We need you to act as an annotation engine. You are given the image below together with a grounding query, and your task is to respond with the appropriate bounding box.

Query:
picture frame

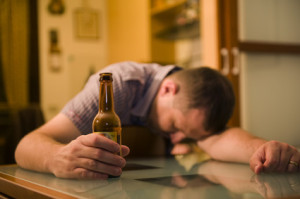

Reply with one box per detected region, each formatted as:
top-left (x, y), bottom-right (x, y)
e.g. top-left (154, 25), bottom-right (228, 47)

top-left (74, 8), bottom-right (99, 39)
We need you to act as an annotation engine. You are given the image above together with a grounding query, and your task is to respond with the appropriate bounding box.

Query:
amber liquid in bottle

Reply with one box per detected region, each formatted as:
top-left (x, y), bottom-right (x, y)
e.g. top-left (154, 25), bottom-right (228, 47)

top-left (92, 73), bottom-right (122, 156)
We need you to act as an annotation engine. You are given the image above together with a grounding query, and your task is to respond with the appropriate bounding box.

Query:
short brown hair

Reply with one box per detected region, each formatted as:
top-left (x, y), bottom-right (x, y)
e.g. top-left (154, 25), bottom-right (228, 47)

top-left (168, 67), bottom-right (235, 133)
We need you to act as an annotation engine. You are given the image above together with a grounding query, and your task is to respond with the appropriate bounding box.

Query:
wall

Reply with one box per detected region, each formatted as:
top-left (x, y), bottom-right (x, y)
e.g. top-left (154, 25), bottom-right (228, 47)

top-left (239, 0), bottom-right (300, 146)
top-left (240, 54), bottom-right (300, 146)
top-left (38, 0), bottom-right (108, 121)
top-left (107, 0), bottom-right (151, 64)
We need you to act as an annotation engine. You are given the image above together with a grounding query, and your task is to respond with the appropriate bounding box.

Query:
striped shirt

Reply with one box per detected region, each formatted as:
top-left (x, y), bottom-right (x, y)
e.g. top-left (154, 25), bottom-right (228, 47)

top-left (61, 61), bottom-right (180, 134)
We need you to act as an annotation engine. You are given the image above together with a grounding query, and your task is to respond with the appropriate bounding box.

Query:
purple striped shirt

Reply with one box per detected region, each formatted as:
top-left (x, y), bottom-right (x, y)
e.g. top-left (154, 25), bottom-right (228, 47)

top-left (61, 62), bottom-right (179, 134)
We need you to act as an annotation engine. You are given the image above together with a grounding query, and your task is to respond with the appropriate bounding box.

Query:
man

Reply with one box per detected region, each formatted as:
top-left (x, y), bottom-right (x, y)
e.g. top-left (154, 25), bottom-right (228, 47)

top-left (15, 62), bottom-right (300, 179)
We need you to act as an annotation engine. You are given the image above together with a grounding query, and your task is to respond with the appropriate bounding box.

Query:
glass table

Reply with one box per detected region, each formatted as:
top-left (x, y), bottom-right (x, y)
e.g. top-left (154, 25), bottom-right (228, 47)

top-left (1, 155), bottom-right (300, 199)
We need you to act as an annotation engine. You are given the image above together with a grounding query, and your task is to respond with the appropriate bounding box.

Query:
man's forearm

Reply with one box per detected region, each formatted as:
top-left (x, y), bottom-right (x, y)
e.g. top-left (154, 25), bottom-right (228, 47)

top-left (197, 128), bottom-right (267, 163)
top-left (15, 131), bottom-right (64, 173)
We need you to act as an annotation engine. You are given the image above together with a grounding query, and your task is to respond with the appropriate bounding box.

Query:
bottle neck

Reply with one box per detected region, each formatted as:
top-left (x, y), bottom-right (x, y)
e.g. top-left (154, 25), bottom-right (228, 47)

top-left (99, 81), bottom-right (114, 112)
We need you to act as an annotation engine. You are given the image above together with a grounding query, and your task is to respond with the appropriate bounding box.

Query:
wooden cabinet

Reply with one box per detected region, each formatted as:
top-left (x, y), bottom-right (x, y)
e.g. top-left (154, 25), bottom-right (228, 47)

top-left (150, 0), bottom-right (184, 64)
top-left (217, 0), bottom-right (241, 127)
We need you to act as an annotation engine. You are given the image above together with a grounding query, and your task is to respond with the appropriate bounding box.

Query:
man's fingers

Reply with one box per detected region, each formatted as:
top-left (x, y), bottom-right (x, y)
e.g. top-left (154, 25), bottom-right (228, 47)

top-left (78, 134), bottom-right (130, 157)
top-left (277, 152), bottom-right (293, 172)
top-left (49, 134), bottom-right (131, 179)
top-left (80, 134), bottom-right (120, 153)
top-left (287, 150), bottom-right (300, 172)
top-left (250, 156), bottom-right (264, 174)
top-left (272, 142), bottom-right (297, 172)
top-left (171, 143), bottom-right (193, 155)
top-left (76, 145), bottom-right (126, 167)
top-left (251, 141), bottom-right (300, 173)
top-left (121, 145), bottom-right (130, 157)
top-left (254, 164), bottom-right (264, 174)
top-left (250, 146), bottom-right (266, 174)
top-left (263, 145), bottom-right (281, 172)
top-left (263, 141), bottom-right (300, 173)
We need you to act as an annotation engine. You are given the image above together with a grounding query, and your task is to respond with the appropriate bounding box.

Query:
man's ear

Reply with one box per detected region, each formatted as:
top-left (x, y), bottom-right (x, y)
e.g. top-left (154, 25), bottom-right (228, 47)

top-left (158, 79), bottom-right (178, 96)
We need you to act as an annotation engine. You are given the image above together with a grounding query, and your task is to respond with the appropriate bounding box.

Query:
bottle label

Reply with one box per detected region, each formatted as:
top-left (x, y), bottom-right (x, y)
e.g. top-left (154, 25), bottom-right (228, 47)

top-left (94, 132), bottom-right (117, 142)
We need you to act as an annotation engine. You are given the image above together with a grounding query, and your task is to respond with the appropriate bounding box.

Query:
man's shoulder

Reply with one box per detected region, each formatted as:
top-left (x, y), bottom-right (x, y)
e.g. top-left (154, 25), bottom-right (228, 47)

top-left (100, 61), bottom-right (176, 81)
top-left (102, 61), bottom-right (163, 72)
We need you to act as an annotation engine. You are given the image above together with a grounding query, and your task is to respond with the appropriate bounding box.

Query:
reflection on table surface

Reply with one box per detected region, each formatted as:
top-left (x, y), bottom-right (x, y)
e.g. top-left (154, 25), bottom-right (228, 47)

top-left (1, 155), bottom-right (300, 199)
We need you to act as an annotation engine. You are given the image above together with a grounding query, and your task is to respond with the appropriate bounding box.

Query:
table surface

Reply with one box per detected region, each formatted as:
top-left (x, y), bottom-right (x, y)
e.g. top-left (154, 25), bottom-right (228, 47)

top-left (1, 155), bottom-right (300, 199)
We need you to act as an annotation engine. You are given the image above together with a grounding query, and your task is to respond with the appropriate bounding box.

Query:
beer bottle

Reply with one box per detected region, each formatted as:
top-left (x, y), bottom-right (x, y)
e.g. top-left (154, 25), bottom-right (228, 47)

top-left (93, 73), bottom-right (122, 155)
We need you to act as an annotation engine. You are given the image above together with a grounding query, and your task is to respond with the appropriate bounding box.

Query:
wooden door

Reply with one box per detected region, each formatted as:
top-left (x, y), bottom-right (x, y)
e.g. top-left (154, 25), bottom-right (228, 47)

top-left (218, 0), bottom-right (240, 127)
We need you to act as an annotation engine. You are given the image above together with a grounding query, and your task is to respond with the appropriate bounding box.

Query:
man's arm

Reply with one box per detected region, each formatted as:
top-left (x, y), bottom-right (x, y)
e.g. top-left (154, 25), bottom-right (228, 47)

top-left (15, 113), bottom-right (130, 179)
top-left (197, 128), bottom-right (300, 173)
top-left (197, 128), bottom-right (265, 163)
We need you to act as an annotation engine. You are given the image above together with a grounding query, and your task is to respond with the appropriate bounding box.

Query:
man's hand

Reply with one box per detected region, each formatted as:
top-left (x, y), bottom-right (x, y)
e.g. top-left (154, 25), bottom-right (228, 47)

top-left (250, 141), bottom-right (300, 174)
top-left (170, 132), bottom-right (192, 155)
top-left (47, 133), bottom-right (130, 179)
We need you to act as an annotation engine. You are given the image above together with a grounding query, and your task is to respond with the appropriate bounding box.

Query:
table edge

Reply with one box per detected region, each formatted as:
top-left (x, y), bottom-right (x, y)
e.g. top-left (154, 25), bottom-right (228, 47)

top-left (0, 172), bottom-right (76, 199)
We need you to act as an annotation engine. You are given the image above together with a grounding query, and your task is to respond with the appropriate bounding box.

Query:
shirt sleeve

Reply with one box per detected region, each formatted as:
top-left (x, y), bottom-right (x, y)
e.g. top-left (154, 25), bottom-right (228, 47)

top-left (61, 72), bottom-right (99, 134)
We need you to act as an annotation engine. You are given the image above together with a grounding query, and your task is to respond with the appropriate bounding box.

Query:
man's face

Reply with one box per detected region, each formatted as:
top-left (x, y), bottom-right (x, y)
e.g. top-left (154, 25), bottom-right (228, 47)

top-left (152, 107), bottom-right (211, 144)
top-left (149, 78), bottom-right (211, 144)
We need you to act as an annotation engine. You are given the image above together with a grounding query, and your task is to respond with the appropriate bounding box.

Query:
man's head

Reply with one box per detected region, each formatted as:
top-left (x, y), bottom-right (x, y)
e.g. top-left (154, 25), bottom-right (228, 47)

top-left (149, 67), bottom-right (235, 141)
top-left (168, 67), bottom-right (235, 133)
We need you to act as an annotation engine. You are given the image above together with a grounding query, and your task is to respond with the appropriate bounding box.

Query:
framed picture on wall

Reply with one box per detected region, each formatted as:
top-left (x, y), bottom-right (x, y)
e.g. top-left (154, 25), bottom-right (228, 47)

top-left (74, 8), bottom-right (99, 39)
